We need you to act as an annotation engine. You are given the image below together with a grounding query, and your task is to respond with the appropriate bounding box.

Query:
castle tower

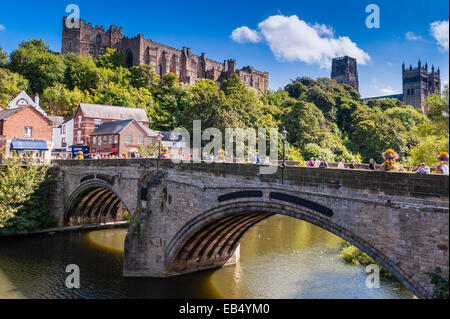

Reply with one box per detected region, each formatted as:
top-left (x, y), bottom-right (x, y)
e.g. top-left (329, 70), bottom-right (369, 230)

top-left (331, 56), bottom-right (359, 92)
top-left (402, 60), bottom-right (441, 112)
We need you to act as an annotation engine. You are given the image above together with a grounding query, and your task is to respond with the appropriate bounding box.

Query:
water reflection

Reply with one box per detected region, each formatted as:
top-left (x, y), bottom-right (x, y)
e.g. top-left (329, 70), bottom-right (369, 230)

top-left (0, 215), bottom-right (413, 299)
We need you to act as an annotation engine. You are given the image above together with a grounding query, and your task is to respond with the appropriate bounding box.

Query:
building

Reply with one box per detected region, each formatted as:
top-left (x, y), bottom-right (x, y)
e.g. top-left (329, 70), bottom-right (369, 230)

top-left (364, 61), bottom-right (441, 113)
top-left (7, 91), bottom-right (46, 116)
top-left (72, 103), bottom-right (150, 151)
top-left (61, 17), bottom-right (269, 92)
top-left (90, 119), bottom-right (158, 157)
top-left (331, 56), bottom-right (359, 92)
top-left (52, 117), bottom-right (74, 158)
top-left (0, 106), bottom-right (53, 164)
top-left (402, 61), bottom-right (441, 112)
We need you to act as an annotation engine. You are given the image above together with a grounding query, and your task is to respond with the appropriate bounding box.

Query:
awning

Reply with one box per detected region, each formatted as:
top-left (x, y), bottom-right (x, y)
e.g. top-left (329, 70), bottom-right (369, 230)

top-left (11, 140), bottom-right (49, 151)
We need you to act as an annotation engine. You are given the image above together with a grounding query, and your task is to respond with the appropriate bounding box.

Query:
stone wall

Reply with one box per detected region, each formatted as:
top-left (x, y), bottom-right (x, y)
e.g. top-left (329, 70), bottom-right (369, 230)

top-left (50, 159), bottom-right (449, 298)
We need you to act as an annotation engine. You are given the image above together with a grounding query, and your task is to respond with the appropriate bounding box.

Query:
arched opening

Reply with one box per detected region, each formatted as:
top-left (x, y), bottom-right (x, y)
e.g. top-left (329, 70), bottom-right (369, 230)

top-left (165, 200), bottom-right (420, 298)
top-left (170, 55), bottom-right (177, 74)
top-left (126, 50), bottom-right (134, 67)
top-left (96, 34), bottom-right (102, 45)
top-left (64, 183), bottom-right (130, 226)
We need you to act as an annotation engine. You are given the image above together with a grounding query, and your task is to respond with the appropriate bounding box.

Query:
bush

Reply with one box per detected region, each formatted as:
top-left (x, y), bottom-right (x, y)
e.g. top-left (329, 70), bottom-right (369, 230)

top-left (0, 159), bottom-right (57, 235)
top-left (341, 244), bottom-right (391, 275)
top-left (428, 267), bottom-right (449, 299)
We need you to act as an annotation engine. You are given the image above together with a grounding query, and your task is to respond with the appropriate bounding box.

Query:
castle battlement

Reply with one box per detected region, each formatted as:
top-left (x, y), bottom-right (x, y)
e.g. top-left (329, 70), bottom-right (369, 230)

top-left (61, 17), bottom-right (269, 92)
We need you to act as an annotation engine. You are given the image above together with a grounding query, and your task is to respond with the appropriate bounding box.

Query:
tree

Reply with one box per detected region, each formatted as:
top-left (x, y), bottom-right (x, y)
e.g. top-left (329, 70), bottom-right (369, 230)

top-left (129, 65), bottom-right (160, 90)
top-left (408, 135), bottom-right (449, 167)
top-left (425, 85), bottom-right (449, 134)
top-left (0, 46), bottom-right (8, 67)
top-left (41, 83), bottom-right (87, 118)
top-left (9, 39), bottom-right (65, 94)
top-left (0, 68), bottom-right (29, 109)
top-left (96, 48), bottom-right (125, 69)
top-left (63, 53), bottom-right (100, 91)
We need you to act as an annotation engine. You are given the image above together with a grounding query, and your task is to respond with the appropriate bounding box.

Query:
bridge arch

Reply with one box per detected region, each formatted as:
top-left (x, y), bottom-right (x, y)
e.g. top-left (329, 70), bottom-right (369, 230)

top-left (64, 181), bottom-right (131, 226)
top-left (165, 199), bottom-right (421, 298)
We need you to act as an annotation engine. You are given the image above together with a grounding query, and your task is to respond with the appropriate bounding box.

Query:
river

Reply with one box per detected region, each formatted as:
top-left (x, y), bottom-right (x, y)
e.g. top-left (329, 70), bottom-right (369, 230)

top-left (0, 215), bottom-right (413, 299)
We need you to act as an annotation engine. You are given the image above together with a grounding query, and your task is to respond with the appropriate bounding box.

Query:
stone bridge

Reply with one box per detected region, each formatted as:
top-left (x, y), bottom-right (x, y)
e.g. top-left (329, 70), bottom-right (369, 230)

top-left (49, 159), bottom-right (449, 299)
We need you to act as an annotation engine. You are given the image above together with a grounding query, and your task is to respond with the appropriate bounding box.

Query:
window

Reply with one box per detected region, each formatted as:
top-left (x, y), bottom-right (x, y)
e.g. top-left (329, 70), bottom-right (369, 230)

top-left (78, 116), bottom-right (82, 129)
top-left (93, 137), bottom-right (97, 145)
top-left (77, 131), bottom-right (82, 144)
top-left (109, 136), bottom-right (113, 144)
top-left (98, 137), bottom-right (102, 146)
top-left (62, 124), bottom-right (66, 134)
top-left (24, 127), bottom-right (32, 138)
top-left (96, 34), bottom-right (102, 45)
top-left (103, 136), bottom-right (107, 144)
top-left (69, 41), bottom-right (72, 50)
top-left (114, 135), bottom-right (118, 144)
top-left (62, 137), bottom-right (67, 147)
top-left (94, 119), bottom-right (101, 128)
top-left (99, 48), bottom-right (105, 55)
top-left (125, 136), bottom-right (132, 145)
top-left (138, 136), bottom-right (144, 145)
top-left (411, 89), bottom-right (415, 95)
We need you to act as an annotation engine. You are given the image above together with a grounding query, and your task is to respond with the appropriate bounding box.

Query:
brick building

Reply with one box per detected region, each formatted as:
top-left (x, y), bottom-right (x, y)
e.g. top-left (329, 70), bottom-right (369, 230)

top-left (90, 119), bottom-right (158, 157)
top-left (72, 103), bottom-right (150, 151)
top-left (62, 17), bottom-right (269, 92)
top-left (0, 106), bottom-right (53, 163)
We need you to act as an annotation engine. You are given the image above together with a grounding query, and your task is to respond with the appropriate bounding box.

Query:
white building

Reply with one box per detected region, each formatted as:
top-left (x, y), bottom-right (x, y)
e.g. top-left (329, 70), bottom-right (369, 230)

top-left (52, 117), bottom-right (74, 159)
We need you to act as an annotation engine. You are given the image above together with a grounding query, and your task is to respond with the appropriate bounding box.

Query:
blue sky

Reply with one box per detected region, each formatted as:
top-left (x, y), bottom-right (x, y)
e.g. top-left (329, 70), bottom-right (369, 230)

top-left (0, 0), bottom-right (448, 97)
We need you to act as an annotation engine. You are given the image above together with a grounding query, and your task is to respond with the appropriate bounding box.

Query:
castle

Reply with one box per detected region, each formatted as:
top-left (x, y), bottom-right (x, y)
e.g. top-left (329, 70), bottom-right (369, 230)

top-left (61, 17), bottom-right (269, 92)
top-left (333, 56), bottom-right (441, 112)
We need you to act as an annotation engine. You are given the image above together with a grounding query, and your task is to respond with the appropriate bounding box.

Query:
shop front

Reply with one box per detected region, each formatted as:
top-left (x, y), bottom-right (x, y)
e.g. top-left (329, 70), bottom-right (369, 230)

top-left (10, 140), bottom-right (50, 164)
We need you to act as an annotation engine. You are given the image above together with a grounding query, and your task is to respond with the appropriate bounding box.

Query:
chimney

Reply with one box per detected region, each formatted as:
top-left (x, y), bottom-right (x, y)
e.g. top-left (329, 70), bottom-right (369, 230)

top-left (35, 93), bottom-right (39, 108)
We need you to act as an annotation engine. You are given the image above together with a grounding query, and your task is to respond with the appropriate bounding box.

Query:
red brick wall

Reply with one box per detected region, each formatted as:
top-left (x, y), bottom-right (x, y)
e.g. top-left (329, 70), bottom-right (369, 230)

top-left (73, 107), bottom-right (150, 147)
top-left (3, 107), bottom-right (52, 142)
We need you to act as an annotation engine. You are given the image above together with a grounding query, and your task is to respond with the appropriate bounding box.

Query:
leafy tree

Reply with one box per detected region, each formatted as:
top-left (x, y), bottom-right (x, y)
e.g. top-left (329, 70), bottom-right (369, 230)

top-left (0, 46), bottom-right (8, 67)
top-left (0, 159), bottom-right (57, 235)
top-left (0, 68), bottom-right (29, 109)
top-left (63, 53), bottom-right (100, 91)
top-left (9, 39), bottom-right (65, 94)
top-left (129, 65), bottom-right (160, 90)
top-left (425, 85), bottom-right (449, 134)
top-left (96, 48), bottom-right (125, 69)
top-left (41, 83), bottom-right (87, 118)
top-left (408, 135), bottom-right (449, 167)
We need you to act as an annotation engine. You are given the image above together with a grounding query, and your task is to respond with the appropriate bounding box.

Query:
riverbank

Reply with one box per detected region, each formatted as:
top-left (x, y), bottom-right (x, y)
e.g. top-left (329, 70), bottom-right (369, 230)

top-left (0, 221), bottom-right (129, 239)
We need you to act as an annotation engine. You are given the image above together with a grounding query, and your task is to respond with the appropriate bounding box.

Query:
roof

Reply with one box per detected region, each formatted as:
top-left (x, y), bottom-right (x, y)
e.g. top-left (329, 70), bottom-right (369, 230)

top-left (11, 140), bottom-right (49, 151)
top-left (0, 108), bottom-right (22, 120)
top-left (91, 120), bottom-right (134, 135)
top-left (91, 120), bottom-right (157, 137)
top-left (78, 103), bottom-right (149, 123)
top-left (160, 131), bottom-right (183, 142)
top-left (48, 116), bottom-right (65, 128)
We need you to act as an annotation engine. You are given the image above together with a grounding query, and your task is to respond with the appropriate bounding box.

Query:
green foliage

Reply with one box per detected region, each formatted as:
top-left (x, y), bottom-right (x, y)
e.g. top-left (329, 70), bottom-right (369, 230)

top-left (0, 46), bottom-right (8, 67)
top-left (41, 83), bottom-right (87, 118)
top-left (9, 39), bottom-right (65, 94)
top-left (63, 53), bottom-right (100, 91)
top-left (407, 135), bottom-right (449, 167)
top-left (96, 48), bottom-right (125, 69)
top-left (427, 267), bottom-right (449, 299)
top-left (129, 65), bottom-right (160, 90)
top-left (341, 244), bottom-right (391, 275)
top-left (0, 68), bottom-right (29, 109)
top-left (138, 142), bottom-right (160, 158)
top-left (0, 159), bottom-right (57, 235)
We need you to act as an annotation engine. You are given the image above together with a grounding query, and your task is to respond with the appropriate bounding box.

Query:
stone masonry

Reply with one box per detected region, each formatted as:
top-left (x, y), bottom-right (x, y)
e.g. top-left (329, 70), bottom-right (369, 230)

top-left (61, 17), bottom-right (269, 92)
top-left (49, 159), bottom-right (449, 299)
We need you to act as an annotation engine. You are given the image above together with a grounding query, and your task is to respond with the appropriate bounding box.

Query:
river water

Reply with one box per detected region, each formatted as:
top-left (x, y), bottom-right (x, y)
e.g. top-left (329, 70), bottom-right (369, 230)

top-left (0, 215), bottom-right (413, 299)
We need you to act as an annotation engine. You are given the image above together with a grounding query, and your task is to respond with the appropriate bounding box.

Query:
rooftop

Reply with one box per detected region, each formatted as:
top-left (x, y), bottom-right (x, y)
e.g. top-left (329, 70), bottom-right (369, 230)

top-left (79, 103), bottom-right (149, 123)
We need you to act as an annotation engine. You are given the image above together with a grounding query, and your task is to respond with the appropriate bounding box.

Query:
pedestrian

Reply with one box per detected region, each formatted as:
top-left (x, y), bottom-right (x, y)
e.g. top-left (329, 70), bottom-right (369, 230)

top-left (319, 158), bottom-right (328, 168)
top-left (349, 160), bottom-right (356, 169)
top-left (315, 156), bottom-right (322, 168)
top-left (338, 159), bottom-right (346, 169)
top-left (416, 163), bottom-right (431, 174)
top-left (369, 159), bottom-right (376, 170)
top-left (307, 158), bottom-right (314, 167)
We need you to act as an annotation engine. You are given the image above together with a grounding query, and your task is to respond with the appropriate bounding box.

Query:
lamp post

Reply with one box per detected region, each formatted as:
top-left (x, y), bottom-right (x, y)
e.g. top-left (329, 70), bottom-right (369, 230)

top-left (281, 127), bottom-right (288, 185)
top-left (157, 133), bottom-right (163, 170)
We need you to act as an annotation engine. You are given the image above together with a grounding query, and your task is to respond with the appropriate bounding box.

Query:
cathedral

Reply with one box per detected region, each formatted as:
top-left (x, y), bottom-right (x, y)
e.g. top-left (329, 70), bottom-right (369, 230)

top-left (61, 17), bottom-right (269, 92)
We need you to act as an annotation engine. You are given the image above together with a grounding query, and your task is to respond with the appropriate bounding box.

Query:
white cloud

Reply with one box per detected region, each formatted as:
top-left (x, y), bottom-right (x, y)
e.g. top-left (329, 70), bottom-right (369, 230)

top-left (380, 87), bottom-right (396, 95)
top-left (231, 15), bottom-right (370, 68)
top-left (387, 62), bottom-right (394, 67)
top-left (430, 20), bottom-right (449, 52)
top-left (0, 24), bottom-right (5, 32)
top-left (405, 31), bottom-right (422, 41)
top-left (230, 26), bottom-right (262, 44)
